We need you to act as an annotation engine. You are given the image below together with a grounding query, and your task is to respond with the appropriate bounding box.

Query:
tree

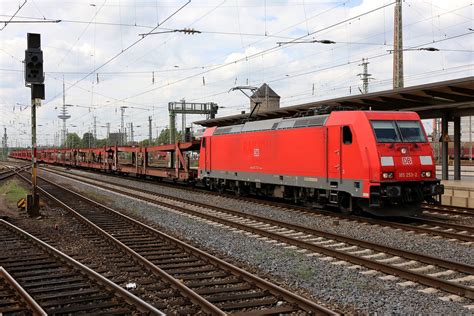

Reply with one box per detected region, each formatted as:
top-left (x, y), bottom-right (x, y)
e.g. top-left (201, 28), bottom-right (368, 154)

top-left (81, 132), bottom-right (94, 148)
top-left (66, 133), bottom-right (81, 148)
top-left (157, 128), bottom-right (182, 145)
top-left (95, 138), bottom-right (107, 147)
top-left (139, 139), bottom-right (150, 147)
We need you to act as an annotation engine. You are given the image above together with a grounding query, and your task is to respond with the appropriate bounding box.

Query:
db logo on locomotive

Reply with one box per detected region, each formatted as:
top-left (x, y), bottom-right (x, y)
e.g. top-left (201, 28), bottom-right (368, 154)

top-left (402, 157), bottom-right (413, 165)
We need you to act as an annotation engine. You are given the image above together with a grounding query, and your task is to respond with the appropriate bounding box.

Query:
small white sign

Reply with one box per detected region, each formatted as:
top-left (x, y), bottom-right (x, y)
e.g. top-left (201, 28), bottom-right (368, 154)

top-left (253, 148), bottom-right (260, 157)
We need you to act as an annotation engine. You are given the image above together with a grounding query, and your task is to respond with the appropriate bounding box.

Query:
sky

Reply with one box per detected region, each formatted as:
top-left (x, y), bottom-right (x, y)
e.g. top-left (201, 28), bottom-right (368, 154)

top-left (0, 0), bottom-right (473, 147)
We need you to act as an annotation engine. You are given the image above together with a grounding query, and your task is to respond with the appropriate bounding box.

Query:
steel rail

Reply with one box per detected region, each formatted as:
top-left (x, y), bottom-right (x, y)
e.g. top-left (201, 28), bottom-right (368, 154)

top-left (41, 168), bottom-right (474, 300)
top-left (0, 267), bottom-right (47, 316)
top-left (0, 219), bottom-right (164, 315)
top-left (422, 204), bottom-right (474, 217)
top-left (25, 172), bottom-right (339, 315)
top-left (229, 191), bottom-right (474, 242)
top-left (14, 172), bottom-right (225, 315)
top-left (408, 216), bottom-right (474, 234)
top-left (42, 165), bottom-right (474, 242)
top-left (49, 169), bottom-right (474, 272)
top-left (45, 167), bottom-right (474, 244)
top-left (0, 164), bottom-right (30, 180)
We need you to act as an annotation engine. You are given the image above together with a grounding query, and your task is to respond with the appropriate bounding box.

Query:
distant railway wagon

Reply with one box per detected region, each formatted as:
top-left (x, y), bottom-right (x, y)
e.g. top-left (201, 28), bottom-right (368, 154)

top-left (11, 142), bottom-right (200, 181)
top-left (10, 110), bottom-right (443, 217)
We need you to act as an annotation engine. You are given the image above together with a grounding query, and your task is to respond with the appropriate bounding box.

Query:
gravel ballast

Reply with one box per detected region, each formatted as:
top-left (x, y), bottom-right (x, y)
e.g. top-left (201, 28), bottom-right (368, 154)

top-left (39, 167), bottom-right (474, 314)
top-left (47, 166), bottom-right (474, 266)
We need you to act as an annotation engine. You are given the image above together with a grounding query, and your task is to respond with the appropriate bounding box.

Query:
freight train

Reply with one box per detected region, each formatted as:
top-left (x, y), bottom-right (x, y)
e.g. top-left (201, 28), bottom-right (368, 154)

top-left (10, 110), bottom-right (444, 217)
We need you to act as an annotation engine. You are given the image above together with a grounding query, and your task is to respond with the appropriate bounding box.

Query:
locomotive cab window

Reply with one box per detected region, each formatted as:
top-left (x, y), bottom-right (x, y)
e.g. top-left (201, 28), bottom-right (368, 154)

top-left (371, 120), bottom-right (427, 143)
top-left (342, 126), bottom-right (352, 144)
top-left (371, 120), bottom-right (401, 143)
top-left (397, 120), bottom-right (427, 142)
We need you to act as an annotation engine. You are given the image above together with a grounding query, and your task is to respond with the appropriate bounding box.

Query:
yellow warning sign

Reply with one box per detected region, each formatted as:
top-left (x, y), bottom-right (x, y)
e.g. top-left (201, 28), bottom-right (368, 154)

top-left (17, 198), bottom-right (26, 209)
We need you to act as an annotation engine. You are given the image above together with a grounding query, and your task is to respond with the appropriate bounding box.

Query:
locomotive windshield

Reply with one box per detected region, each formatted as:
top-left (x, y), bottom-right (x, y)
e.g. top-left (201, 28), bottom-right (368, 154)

top-left (371, 120), bottom-right (426, 143)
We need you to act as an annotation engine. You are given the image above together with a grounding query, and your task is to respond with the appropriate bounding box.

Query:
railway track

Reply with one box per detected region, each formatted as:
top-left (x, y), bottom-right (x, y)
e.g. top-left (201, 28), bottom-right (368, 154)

top-left (0, 164), bottom-right (29, 180)
top-left (16, 171), bottom-right (337, 315)
top-left (44, 166), bottom-right (474, 243)
top-left (422, 203), bottom-right (474, 218)
top-left (0, 267), bottom-right (46, 315)
top-left (0, 219), bottom-right (163, 315)
top-left (39, 168), bottom-right (474, 302)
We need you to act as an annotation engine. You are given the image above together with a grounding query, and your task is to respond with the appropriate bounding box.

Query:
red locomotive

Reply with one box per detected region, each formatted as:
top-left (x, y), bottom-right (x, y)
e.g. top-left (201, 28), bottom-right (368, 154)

top-left (199, 111), bottom-right (443, 216)
top-left (9, 110), bottom-right (443, 217)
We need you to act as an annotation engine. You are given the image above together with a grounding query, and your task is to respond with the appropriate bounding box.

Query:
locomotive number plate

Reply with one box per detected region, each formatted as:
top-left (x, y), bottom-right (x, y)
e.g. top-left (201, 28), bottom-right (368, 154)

top-left (401, 157), bottom-right (413, 165)
top-left (398, 172), bottom-right (418, 178)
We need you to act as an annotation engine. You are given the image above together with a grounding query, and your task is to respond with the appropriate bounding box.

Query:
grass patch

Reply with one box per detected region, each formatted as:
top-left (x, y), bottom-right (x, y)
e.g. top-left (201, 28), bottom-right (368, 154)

top-left (84, 190), bottom-right (111, 203)
top-left (282, 248), bottom-right (298, 258)
top-left (0, 180), bottom-right (28, 205)
top-left (293, 264), bottom-right (315, 280)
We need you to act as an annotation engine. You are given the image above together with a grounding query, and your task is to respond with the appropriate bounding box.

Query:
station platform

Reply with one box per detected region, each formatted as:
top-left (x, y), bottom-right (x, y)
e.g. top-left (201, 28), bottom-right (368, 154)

top-left (437, 174), bottom-right (474, 208)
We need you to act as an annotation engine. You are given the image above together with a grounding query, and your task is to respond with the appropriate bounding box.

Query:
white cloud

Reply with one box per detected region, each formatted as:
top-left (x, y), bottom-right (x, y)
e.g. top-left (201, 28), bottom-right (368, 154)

top-left (0, 0), bottom-right (472, 146)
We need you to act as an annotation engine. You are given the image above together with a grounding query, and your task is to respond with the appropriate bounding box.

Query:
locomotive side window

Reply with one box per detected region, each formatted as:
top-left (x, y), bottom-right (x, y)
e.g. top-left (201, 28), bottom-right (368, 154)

top-left (397, 120), bottom-right (427, 142)
top-left (342, 126), bottom-right (352, 144)
top-left (371, 121), bottom-right (401, 143)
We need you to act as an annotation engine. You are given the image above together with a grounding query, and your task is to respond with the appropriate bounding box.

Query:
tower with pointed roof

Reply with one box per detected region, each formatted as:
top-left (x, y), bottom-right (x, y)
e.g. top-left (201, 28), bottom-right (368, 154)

top-left (250, 83), bottom-right (280, 113)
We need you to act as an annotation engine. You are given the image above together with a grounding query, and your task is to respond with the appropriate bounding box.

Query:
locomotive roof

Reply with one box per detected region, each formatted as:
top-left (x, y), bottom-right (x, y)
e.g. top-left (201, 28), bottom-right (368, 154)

top-left (213, 114), bottom-right (329, 135)
top-left (195, 76), bottom-right (474, 127)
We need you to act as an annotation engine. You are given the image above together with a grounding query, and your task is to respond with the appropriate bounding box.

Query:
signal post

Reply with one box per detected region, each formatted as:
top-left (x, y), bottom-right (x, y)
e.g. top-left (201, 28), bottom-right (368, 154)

top-left (25, 33), bottom-right (45, 216)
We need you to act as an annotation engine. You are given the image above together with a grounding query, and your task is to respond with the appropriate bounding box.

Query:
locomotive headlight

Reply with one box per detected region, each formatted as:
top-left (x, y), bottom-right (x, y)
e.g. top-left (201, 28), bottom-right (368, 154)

top-left (382, 172), bottom-right (394, 179)
top-left (421, 171), bottom-right (432, 178)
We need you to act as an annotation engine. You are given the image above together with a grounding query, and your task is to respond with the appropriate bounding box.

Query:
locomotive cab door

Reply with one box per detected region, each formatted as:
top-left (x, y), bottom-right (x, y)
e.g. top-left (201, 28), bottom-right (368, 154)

top-left (202, 137), bottom-right (210, 173)
top-left (327, 126), bottom-right (342, 184)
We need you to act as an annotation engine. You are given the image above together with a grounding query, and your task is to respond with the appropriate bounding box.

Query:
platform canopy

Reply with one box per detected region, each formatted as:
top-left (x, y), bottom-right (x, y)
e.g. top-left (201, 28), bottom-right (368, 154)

top-left (195, 76), bottom-right (474, 127)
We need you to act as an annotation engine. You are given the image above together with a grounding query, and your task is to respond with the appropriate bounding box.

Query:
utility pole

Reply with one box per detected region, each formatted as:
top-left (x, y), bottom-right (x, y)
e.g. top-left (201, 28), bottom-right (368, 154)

top-left (130, 122), bottom-right (134, 143)
top-left (93, 116), bottom-right (97, 147)
top-left (393, 0), bottom-right (404, 88)
top-left (358, 58), bottom-right (372, 94)
top-left (1, 127), bottom-right (7, 160)
top-left (120, 106), bottom-right (127, 145)
top-left (148, 116), bottom-right (152, 144)
top-left (470, 116), bottom-right (473, 161)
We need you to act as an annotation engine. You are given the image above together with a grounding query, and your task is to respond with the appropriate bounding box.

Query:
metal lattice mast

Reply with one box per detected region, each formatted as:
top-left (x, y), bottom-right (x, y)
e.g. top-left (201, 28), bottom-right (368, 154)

top-left (393, 0), bottom-right (404, 88)
top-left (93, 116), bottom-right (97, 147)
top-left (148, 116), bottom-right (152, 144)
top-left (120, 106), bottom-right (126, 145)
top-left (358, 58), bottom-right (372, 94)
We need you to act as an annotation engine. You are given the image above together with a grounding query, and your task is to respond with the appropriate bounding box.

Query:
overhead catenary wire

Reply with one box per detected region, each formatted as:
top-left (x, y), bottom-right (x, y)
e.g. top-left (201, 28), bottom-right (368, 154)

top-left (1, 1), bottom-right (472, 146)
top-left (109, 1), bottom-right (398, 106)
top-left (0, 0), bottom-right (27, 31)
top-left (44, 0), bottom-right (191, 107)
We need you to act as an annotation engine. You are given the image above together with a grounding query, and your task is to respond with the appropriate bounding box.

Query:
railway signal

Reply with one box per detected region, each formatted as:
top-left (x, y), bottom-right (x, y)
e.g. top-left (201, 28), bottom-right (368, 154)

top-left (24, 33), bottom-right (45, 216)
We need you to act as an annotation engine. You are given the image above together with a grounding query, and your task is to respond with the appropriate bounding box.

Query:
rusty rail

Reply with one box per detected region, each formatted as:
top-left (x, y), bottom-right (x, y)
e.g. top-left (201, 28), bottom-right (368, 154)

top-left (41, 168), bottom-right (474, 300)
top-left (18, 171), bottom-right (338, 315)
top-left (0, 267), bottom-right (47, 316)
